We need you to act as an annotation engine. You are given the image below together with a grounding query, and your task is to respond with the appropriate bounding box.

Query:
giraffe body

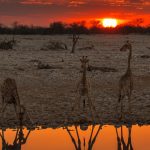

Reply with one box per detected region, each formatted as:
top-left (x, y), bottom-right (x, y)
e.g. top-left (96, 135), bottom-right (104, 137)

top-left (1, 78), bottom-right (33, 124)
top-left (118, 41), bottom-right (133, 118)
top-left (71, 56), bottom-right (97, 121)
top-left (1, 78), bottom-right (20, 105)
top-left (78, 77), bottom-right (89, 96)
top-left (118, 69), bottom-right (133, 102)
top-left (74, 56), bottom-right (91, 107)
top-left (1, 78), bottom-right (21, 115)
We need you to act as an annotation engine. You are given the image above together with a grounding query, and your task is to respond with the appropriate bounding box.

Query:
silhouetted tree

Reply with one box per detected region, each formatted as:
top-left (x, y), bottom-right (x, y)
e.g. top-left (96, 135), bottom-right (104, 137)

top-left (0, 21), bottom-right (149, 35)
top-left (128, 18), bottom-right (144, 27)
top-left (69, 23), bottom-right (81, 53)
top-left (49, 22), bottom-right (66, 34)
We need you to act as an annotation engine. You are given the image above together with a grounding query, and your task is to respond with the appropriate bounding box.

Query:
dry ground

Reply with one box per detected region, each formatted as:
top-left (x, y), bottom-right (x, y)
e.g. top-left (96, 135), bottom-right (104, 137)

top-left (0, 34), bottom-right (149, 128)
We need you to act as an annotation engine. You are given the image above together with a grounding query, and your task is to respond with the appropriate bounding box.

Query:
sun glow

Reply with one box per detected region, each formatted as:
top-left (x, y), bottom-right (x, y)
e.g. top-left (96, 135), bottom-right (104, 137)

top-left (102, 18), bottom-right (118, 28)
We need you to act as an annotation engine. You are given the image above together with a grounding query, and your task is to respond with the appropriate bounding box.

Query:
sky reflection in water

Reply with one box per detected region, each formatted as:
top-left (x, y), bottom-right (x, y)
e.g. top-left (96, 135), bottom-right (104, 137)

top-left (0, 125), bottom-right (149, 150)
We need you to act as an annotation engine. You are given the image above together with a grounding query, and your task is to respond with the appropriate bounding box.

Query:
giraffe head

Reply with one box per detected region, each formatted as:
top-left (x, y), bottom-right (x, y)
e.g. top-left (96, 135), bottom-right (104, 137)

top-left (120, 40), bottom-right (132, 52)
top-left (80, 124), bottom-right (88, 131)
top-left (80, 56), bottom-right (89, 70)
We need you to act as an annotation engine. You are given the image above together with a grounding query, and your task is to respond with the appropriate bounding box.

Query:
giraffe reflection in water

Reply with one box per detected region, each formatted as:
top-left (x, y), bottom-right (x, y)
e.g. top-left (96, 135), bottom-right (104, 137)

top-left (0, 128), bottom-right (31, 150)
top-left (0, 108), bottom-right (32, 150)
top-left (115, 125), bottom-right (134, 150)
top-left (66, 124), bottom-right (102, 150)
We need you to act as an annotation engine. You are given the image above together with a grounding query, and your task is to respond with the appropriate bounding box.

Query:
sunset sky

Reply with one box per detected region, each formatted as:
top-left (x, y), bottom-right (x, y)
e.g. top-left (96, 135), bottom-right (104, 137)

top-left (0, 0), bottom-right (150, 26)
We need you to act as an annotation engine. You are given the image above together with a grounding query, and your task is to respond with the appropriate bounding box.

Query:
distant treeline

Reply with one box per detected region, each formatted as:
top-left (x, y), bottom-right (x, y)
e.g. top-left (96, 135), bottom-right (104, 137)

top-left (0, 22), bottom-right (150, 35)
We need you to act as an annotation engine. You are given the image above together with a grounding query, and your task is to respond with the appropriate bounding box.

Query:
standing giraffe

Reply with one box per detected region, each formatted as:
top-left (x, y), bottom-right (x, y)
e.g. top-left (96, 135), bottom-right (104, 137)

top-left (118, 41), bottom-right (133, 118)
top-left (0, 78), bottom-right (33, 124)
top-left (71, 56), bottom-right (97, 121)
top-left (66, 125), bottom-right (102, 150)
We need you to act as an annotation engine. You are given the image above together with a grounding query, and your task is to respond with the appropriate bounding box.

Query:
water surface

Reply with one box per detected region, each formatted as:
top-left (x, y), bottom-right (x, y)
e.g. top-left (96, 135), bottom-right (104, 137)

top-left (0, 125), bottom-right (149, 150)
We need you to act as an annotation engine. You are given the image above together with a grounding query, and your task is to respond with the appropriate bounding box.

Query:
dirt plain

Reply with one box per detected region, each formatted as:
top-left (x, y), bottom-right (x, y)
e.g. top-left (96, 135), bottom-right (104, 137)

top-left (0, 34), bottom-right (149, 129)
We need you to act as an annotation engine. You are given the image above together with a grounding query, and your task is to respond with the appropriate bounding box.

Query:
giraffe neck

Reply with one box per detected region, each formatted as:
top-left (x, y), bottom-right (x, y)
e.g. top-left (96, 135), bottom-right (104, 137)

top-left (126, 47), bottom-right (132, 74)
top-left (82, 66), bottom-right (87, 85)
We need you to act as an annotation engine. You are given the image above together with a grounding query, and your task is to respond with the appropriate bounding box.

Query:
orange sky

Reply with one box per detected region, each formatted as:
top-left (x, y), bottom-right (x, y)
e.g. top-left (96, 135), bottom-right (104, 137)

top-left (0, 0), bottom-right (150, 26)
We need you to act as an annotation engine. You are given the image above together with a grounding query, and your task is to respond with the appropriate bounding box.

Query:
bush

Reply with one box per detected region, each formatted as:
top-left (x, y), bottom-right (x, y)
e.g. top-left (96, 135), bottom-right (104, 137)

top-left (0, 40), bottom-right (16, 50)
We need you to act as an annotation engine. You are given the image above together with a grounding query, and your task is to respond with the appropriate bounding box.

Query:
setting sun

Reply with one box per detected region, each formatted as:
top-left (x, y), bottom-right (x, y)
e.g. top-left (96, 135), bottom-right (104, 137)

top-left (102, 18), bottom-right (118, 28)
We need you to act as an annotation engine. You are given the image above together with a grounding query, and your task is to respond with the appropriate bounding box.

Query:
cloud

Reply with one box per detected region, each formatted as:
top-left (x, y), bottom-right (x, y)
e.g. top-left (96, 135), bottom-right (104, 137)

top-left (0, 0), bottom-right (149, 6)
top-left (0, 0), bottom-right (149, 26)
top-left (68, 1), bottom-right (86, 7)
top-left (20, 0), bottom-right (53, 5)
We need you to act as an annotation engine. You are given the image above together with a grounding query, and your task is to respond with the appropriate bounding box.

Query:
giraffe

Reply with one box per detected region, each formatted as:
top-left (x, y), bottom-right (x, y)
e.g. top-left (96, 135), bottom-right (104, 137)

top-left (71, 56), bottom-right (97, 121)
top-left (0, 78), bottom-right (33, 124)
top-left (66, 125), bottom-right (102, 150)
top-left (0, 119), bottom-right (31, 150)
top-left (115, 125), bottom-right (134, 150)
top-left (118, 41), bottom-right (133, 118)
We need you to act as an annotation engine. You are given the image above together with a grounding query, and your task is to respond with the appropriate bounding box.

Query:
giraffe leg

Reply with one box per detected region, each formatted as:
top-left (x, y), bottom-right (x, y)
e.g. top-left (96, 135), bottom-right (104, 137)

top-left (118, 90), bottom-right (122, 103)
top-left (117, 89), bottom-right (124, 120)
top-left (128, 93), bottom-right (131, 114)
top-left (25, 109), bottom-right (34, 125)
top-left (87, 93), bottom-right (96, 111)
top-left (118, 100), bottom-right (123, 121)
top-left (83, 98), bottom-right (86, 109)
top-left (121, 101), bottom-right (123, 119)
top-left (13, 129), bottom-right (19, 144)
top-left (126, 85), bottom-right (132, 114)
top-left (118, 87), bottom-right (124, 107)
top-left (1, 103), bottom-right (7, 113)
top-left (68, 94), bottom-right (82, 122)
top-left (72, 95), bottom-right (81, 111)
top-left (71, 81), bottom-right (81, 111)
top-left (87, 95), bottom-right (96, 122)
top-left (1, 103), bottom-right (8, 119)
top-left (0, 130), bottom-right (5, 143)
top-left (1, 95), bottom-right (4, 105)
top-left (87, 93), bottom-right (100, 119)
top-left (14, 104), bottom-right (20, 121)
top-left (118, 84), bottom-right (123, 102)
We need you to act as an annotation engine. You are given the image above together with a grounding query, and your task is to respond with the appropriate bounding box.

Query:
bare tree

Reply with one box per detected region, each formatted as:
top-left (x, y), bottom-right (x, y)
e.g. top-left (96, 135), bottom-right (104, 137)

top-left (71, 33), bottom-right (80, 53)
top-left (69, 23), bottom-right (81, 53)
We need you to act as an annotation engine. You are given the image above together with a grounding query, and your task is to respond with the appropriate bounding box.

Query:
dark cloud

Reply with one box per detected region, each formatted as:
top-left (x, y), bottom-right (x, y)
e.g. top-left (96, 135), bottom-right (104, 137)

top-left (0, 0), bottom-right (149, 26)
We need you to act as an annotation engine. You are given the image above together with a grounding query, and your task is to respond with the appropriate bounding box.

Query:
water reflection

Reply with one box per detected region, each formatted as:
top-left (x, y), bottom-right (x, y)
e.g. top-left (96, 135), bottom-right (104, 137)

top-left (0, 114), bottom-right (32, 150)
top-left (0, 125), bottom-right (149, 150)
top-left (66, 125), bottom-right (102, 150)
top-left (0, 126), bottom-right (31, 150)
top-left (115, 126), bottom-right (133, 150)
